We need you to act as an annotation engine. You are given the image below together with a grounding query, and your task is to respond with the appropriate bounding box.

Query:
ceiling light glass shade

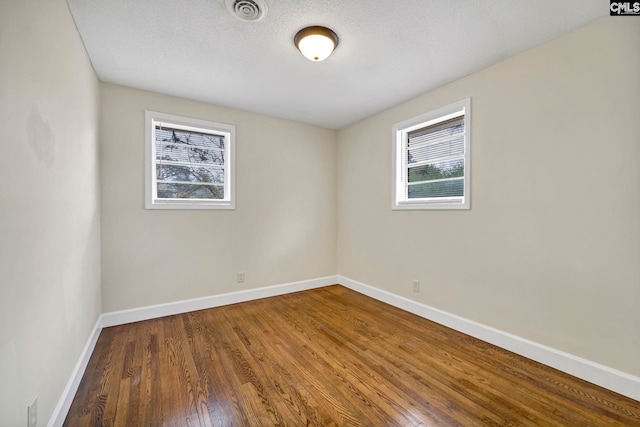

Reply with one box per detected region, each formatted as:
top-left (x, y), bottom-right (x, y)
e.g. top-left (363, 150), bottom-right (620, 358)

top-left (294, 26), bottom-right (339, 62)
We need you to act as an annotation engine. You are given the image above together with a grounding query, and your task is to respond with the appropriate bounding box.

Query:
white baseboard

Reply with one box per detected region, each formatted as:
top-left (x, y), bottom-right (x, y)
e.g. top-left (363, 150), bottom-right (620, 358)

top-left (49, 275), bottom-right (338, 426)
top-left (337, 275), bottom-right (640, 402)
top-left (101, 275), bottom-right (338, 327)
top-left (48, 316), bottom-right (104, 427)
top-left (50, 274), bottom-right (639, 427)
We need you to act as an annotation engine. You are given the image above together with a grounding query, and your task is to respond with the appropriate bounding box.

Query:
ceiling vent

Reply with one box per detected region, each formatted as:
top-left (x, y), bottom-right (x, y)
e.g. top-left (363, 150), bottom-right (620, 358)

top-left (225, 0), bottom-right (268, 22)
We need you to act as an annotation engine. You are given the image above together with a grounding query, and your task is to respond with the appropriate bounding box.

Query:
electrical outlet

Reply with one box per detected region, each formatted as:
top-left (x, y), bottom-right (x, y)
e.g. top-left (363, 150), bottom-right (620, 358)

top-left (412, 279), bottom-right (420, 293)
top-left (237, 272), bottom-right (245, 283)
top-left (27, 396), bottom-right (37, 427)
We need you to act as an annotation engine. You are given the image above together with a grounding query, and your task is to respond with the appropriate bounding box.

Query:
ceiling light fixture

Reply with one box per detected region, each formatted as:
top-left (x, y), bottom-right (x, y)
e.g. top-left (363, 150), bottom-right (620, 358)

top-left (294, 26), bottom-right (339, 62)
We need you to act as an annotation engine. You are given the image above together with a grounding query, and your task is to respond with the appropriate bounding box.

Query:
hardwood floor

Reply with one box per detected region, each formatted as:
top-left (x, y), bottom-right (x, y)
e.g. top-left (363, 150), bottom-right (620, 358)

top-left (64, 285), bottom-right (640, 426)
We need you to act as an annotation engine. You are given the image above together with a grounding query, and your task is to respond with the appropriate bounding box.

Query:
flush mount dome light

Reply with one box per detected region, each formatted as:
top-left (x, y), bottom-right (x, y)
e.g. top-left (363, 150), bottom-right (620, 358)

top-left (294, 26), bottom-right (339, 62)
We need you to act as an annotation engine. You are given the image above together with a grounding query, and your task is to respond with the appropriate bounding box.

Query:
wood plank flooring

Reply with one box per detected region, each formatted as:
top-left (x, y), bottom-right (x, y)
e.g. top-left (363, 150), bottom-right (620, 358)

top-left (64, 285), bottom-right (640, 426)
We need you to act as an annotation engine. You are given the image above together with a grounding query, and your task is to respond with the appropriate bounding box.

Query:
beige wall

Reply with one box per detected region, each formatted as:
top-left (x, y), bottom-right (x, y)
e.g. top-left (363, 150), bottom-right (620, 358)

top-left (100, 84), bottom-right (337, 312)
top-left (0, 0), bottom-right (102, 425)
top-left (1, 7), bottom-right (637, 425)
top-left (337, 17), bottom-right (640, 377)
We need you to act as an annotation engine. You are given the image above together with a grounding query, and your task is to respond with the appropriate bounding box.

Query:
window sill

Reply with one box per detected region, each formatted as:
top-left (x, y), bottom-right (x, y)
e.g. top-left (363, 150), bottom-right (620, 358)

top-left (392, 199), bottom-right (469, 210)
top-left (145, 200), bottom-right (235, 210)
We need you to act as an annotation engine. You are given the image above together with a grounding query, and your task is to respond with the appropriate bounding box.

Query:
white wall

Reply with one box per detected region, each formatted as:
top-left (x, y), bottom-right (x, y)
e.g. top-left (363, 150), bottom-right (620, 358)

top-left (0, 0), bottom-right (102, 425)
top-left (337, 17), bottom-right (640, 377)
top-left (100, 84), bottom-right (337, 312)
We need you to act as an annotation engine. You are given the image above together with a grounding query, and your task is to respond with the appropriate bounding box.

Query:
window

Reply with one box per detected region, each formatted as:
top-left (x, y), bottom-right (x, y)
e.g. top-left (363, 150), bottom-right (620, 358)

top-left (145, 111), bottom-right (235, 209)
top-left (392, 98), bottom-right (470, 210)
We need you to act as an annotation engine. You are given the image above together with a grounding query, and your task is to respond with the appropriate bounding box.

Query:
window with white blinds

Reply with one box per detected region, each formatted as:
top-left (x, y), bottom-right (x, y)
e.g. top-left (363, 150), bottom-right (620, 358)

top-left (145, 111), bottom-right (235, 209)
top-left (392, 98), bottom-right (470, 210)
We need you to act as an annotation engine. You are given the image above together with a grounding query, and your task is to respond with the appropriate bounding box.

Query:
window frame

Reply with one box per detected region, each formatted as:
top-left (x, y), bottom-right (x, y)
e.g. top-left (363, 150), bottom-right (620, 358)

top-left (145, 110), bottom-right (236, 210)
top-left (391, 98), bottom-right (471, 210)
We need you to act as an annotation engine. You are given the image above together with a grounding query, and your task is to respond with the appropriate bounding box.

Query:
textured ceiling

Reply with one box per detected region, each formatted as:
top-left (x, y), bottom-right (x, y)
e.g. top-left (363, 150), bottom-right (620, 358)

top-left (67, 0), bottom-right (605, 129)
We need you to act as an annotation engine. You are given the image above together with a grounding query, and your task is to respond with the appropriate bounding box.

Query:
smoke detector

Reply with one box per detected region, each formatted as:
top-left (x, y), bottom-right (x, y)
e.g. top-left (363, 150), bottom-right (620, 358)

top-left (225, 0), bottom-right (268, 22)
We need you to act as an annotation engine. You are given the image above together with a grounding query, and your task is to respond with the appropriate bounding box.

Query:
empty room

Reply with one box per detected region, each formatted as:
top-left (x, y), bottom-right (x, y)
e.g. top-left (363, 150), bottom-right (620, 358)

top-left (1, 0), bottom-right (639, 425)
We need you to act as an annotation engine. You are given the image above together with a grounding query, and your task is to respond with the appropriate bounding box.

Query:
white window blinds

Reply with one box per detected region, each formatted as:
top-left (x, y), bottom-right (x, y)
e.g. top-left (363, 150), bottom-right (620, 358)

top-left (145, 111), bottom-right (235, 210)
top-left (392, 98), bottom-right (470, 210)
top-left (405, 115), bottom-right (465, 200)
top-left (154, 123), bottom-right (226, 200)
